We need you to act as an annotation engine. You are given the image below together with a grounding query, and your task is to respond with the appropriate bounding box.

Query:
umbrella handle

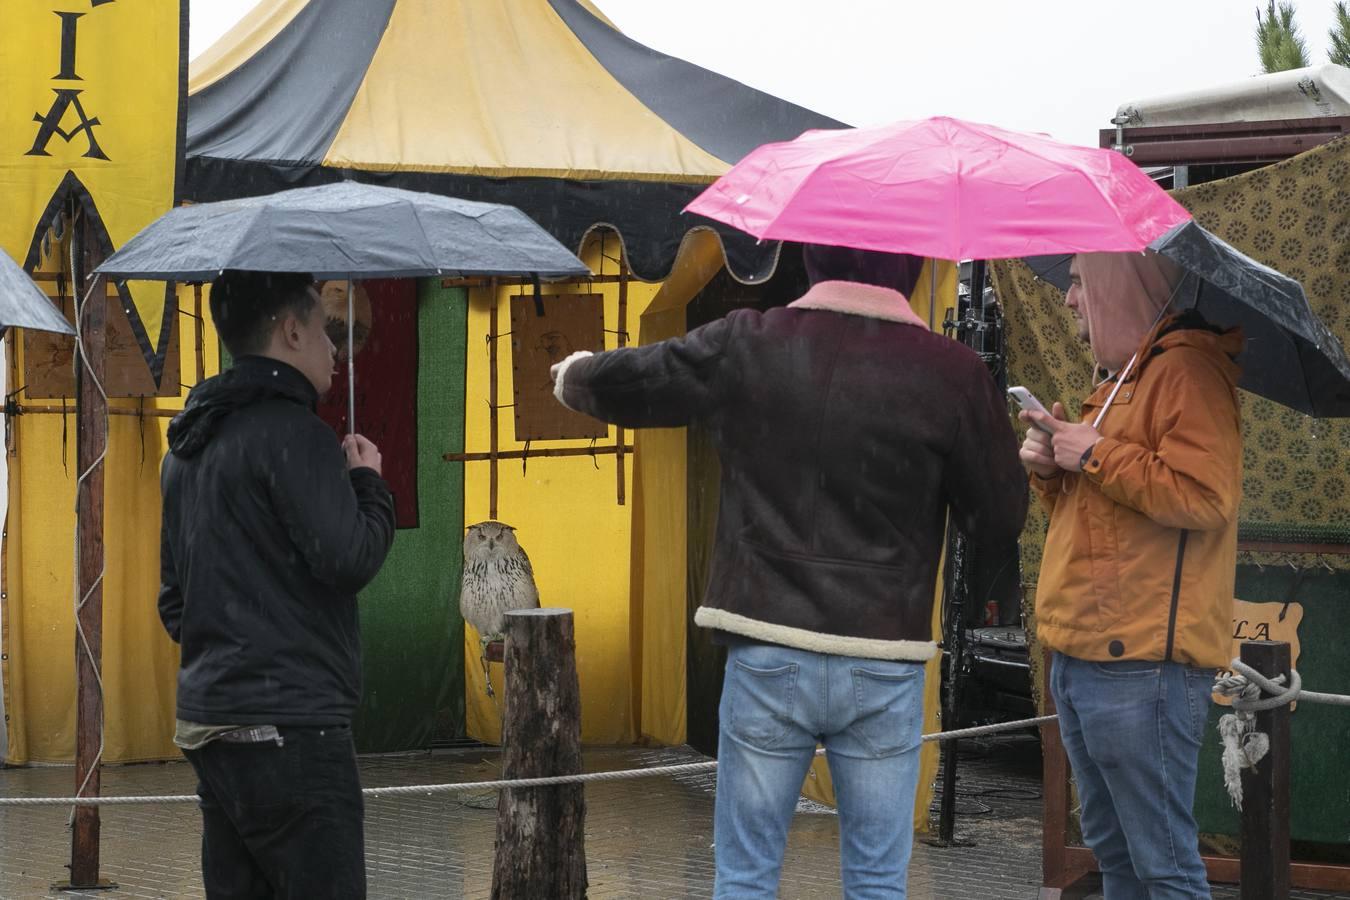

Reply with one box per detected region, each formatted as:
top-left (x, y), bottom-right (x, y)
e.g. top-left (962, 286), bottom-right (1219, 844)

top-left (347, 280), bottom-right (356, 436)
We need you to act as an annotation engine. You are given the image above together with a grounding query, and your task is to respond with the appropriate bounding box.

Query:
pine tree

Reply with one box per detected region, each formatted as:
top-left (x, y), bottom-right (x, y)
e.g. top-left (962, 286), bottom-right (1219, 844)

top-left (1255, 1), bottom-right (1311, 73)
top-left (1330, 1), bottom-right (1350, 68)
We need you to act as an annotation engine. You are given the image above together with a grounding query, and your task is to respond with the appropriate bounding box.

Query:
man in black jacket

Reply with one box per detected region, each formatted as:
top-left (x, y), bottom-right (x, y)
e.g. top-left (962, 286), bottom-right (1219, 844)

top-left (159, 270), bottom-right (396, 899)
top-left (552, 246), bottom-right (1027, 899)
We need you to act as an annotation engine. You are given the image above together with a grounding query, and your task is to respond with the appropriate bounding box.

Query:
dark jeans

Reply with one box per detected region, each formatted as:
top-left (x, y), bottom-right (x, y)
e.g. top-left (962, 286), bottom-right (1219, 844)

top-left (183, 725), bottom-right (366, 899)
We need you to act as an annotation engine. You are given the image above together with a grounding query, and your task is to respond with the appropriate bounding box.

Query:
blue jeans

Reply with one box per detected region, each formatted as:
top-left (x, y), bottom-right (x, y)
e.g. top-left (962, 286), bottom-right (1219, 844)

top-left (1051, 653), bottom-right (1216, 900)
top-left (713, 643), bottom-right (925, 899)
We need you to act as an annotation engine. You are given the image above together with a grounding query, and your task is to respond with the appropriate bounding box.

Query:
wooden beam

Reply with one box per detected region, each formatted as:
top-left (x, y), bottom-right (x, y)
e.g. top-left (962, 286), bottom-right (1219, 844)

top-left (444, 445), bottom-right (632, 463)
top-left (441, 274), bottom-right (632, 289)
top-left (17, 404), bottom-right (177, 419)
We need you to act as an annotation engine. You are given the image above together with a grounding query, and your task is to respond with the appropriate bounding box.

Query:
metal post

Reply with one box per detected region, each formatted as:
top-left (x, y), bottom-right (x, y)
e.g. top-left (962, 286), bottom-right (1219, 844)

top-left (932, 258), bottom-right (988, 848)
top-left (935, 523), bottom-right (971, 847)
top-left (1240, 640), bottom-right (1291, 900)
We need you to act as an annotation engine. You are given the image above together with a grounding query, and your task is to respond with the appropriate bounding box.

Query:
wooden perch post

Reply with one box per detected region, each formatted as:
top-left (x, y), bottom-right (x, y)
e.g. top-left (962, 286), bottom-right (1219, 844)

top-left (1240, 640), bottom-right (1292, 900)
top-left (491, 608), bottom-right (587, 899)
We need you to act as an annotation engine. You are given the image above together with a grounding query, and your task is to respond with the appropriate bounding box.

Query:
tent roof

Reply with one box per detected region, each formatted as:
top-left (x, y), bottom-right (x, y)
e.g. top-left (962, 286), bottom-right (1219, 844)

top-left (186, 0), bottom-right (843, 281)
top-left (188, 0), bottom-right (842, 182)
top-left (1115, 64), bottom-right (1350, 128)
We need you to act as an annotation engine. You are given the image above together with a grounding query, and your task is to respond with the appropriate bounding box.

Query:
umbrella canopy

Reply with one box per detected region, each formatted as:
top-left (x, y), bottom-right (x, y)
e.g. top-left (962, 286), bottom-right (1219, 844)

top-left (96, 182), bottom-right (590, 282)
top-left (0, 249), bottom-right (75, 335)
top-left (1025, 221), bottom-right (1350, 418)
top-left (684, 116), bottom-right (1191, 261)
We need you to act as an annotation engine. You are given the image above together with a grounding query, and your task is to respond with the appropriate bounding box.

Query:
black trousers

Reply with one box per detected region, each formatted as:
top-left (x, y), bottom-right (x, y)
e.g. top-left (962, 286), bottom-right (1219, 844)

top-left (184, 725), bottom-right (366, 899)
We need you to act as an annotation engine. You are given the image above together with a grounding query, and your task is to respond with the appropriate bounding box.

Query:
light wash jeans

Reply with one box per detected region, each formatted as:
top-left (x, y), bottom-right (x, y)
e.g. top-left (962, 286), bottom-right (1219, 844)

top-left (1051, 652), bottom-right (1216, 900)
top-left (713, 643), bottom-right (925, 899)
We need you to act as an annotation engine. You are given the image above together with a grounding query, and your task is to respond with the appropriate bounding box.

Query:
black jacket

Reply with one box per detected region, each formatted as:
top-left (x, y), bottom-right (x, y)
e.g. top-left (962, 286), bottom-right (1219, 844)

top-left (557, 282), bottom-right (1027, 661)
top-left (159, 356), bottom-right (396, 725)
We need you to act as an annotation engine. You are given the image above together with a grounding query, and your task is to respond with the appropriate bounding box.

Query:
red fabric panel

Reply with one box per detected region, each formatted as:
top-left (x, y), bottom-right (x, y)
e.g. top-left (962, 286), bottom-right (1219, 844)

top-left (318, 279), bottom-right (419, 528)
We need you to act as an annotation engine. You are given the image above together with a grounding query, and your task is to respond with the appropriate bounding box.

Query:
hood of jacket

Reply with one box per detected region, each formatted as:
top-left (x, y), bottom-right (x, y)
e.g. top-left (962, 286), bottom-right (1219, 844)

top-left (168, 356), bottom-right (318, 458)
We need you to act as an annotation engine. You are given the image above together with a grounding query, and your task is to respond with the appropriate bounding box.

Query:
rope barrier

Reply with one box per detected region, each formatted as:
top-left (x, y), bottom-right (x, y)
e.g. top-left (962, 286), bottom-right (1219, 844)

top-left (0, 714), bottom-right (1057, 809)
top-left (1211, 661), bottom-right (1350, 809)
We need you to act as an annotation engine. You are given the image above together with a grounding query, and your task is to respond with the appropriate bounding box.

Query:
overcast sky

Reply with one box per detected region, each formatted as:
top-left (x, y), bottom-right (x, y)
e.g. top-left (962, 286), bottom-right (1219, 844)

top-left (189, 0), bottom-right (1343, 145)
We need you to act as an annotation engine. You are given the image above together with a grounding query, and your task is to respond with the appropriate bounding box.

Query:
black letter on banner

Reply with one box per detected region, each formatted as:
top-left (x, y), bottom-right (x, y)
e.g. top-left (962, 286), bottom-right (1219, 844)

top-left (26, 89), bottom-right (110, 160)
top-left (55, 12), bottom-right (85, 80)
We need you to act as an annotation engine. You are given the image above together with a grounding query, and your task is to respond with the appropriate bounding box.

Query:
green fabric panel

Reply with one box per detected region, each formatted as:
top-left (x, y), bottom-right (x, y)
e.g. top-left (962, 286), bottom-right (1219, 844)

top-left (1194, 566), bottom-right (1350, 848)
top-left (353, 281), bottom-right (466, 751)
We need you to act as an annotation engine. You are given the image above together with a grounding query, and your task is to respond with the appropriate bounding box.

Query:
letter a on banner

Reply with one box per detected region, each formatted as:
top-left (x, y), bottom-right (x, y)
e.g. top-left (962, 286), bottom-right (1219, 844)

top-left (0, 0), bottom-right (186, 382)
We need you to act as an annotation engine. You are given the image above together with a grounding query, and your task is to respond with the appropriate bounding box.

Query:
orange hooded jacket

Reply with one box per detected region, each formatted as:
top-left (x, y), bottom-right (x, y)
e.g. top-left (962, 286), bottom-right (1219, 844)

top-left (1032, 316), bottom-right (1244, 669)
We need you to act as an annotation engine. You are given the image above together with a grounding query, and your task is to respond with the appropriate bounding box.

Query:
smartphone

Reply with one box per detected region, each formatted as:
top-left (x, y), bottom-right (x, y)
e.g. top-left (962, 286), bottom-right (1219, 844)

top-left (1007, 386), bottom-right (1050, 429)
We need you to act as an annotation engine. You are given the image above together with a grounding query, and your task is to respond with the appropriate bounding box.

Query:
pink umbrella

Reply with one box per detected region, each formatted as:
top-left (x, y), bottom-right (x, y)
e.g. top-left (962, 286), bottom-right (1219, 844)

top-left (684, 116), bottom-right (1191, 260)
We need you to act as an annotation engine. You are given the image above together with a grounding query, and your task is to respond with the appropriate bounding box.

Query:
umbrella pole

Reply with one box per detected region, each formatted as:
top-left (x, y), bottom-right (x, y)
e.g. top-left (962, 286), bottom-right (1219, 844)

top-left (347, 280), bottom-right (356, 436)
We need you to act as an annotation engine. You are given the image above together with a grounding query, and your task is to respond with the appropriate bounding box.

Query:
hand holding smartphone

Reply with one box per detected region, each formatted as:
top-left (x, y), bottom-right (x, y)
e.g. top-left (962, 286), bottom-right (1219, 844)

top-left (1007, 386), bottom-right (1050, 426)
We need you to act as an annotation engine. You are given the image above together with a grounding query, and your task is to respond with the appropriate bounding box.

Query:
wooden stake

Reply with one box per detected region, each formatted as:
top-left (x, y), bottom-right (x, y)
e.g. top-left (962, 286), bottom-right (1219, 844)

top-left (1240, 640), bottom-right (1292, 900)
top-left (491, 609), bottom-right (587, 899)
top-left (70, 225), bottom-right (107, 887)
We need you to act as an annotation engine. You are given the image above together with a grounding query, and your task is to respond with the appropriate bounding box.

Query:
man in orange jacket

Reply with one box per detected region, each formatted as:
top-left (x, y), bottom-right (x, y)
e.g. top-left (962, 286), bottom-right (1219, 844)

top-left (1019, 251), bottom-right (1242, 900)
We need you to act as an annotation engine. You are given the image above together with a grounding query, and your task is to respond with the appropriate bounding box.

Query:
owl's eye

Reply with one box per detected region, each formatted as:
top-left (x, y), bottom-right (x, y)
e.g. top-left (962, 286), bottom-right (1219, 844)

top-left (478, 534), bottom-right (486, 541)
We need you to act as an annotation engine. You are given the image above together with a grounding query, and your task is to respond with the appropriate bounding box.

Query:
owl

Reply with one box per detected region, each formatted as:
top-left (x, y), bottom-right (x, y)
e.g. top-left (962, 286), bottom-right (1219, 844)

top-left (459, 521), bottom-right (541, 696)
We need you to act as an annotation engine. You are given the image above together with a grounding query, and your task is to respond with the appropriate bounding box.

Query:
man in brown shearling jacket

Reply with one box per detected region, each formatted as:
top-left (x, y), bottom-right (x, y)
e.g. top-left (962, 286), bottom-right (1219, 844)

top-left (554, 244), bottom-right (1027, 899)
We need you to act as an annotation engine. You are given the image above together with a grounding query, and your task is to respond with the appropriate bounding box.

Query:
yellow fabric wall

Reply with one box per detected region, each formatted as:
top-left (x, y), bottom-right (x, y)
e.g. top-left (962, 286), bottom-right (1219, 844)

top-left (630, 305), bottom-right (690, 745)
top-left (463, 243), bottom-right (661, 744)
top-left (2, 286), bottom-right (219, 764)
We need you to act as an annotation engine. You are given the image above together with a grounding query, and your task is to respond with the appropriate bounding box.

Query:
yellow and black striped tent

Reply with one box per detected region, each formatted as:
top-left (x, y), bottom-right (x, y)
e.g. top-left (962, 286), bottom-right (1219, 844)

top-left (186, 0), bottom-right (843, 281)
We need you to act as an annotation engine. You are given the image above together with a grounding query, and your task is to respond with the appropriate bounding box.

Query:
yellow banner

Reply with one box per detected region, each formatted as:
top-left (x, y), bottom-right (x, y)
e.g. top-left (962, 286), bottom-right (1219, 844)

top-left (0, 0), bottom-right (184, 377)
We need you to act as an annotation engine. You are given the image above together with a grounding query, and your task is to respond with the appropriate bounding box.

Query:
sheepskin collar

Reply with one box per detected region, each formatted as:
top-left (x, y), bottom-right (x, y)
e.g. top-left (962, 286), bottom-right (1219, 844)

top-left (787, 280), bottom-right (928, 328)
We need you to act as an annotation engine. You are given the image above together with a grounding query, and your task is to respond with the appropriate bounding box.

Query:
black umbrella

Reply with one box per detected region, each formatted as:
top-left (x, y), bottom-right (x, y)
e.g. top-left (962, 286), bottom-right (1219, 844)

top-left (94, 181), bottom-right (591, 281)
top-left (1025, 220), bottom-right (1350, 418)
top-left (95, 182), bottom-right (591, 430)
top-left (0, 249), bottom-right (76, 336)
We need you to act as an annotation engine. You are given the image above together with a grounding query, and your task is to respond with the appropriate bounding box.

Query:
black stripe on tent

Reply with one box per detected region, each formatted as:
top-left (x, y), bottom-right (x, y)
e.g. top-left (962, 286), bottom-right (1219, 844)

top-left (548, 0), bottom-right (846, 164)
top-left (187, 0), bottom-right (397, 165)
top-left (184, 156), bottom-right (782, 284)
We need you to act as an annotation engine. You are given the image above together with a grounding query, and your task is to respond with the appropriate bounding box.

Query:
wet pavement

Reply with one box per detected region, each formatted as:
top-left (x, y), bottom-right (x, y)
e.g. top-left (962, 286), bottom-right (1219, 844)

top-left (1, 734), bottom-right (1344, 898)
